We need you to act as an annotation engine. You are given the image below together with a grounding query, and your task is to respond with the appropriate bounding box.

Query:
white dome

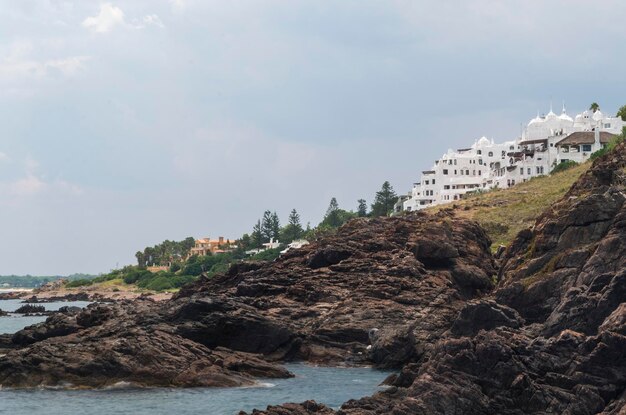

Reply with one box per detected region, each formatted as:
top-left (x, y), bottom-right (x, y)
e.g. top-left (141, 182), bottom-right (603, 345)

top-left (477, 136), bottom-right (490, 146)
top-left (592, 110), bottom-right (604, 121)
top-left (545, 110), bottom-right (557, 119)
top-left (559, 112), bottom-right (573, 122)
top-left (528, 115), bottom-right (544, 125)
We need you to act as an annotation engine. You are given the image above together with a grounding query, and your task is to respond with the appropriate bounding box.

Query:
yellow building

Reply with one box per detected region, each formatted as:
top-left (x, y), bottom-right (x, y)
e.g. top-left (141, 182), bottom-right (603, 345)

top-left (189, 236), bottom-right (235, 257)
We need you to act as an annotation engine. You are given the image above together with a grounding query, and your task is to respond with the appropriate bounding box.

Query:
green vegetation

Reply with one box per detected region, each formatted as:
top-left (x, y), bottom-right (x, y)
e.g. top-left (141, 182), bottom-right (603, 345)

top-left (551, 160), bottom-right (578, 174)
top-left (135, 237), bottom-right (195, 268)
top-left (370, 181), bottom-right (399, 217)
top-left (590, 127), bottom-right (626, 160)
top-left (0, 274), bottom-right (97, 288)
top-left (617, 105), bottom-right (626, 121)
top-left (428, 162), bottom-right (591, 250)
top-left (589, 102), bottom-right (600, 113)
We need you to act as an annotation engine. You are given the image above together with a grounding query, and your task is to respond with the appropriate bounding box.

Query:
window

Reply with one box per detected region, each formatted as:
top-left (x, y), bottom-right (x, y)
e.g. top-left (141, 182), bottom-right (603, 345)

top-left (454, 169), bottom-right (457, 175)
top-left (466, 170), bottom-right (470, 175)
top-left (460, 170), bottom-right (464, 175)
top-left (501, 151), bottom-right (506, 156)
top-left (472, 170), bottom-right (476, 176)
top-left (520, 168), bottom-right (524, 175)
top-left (582, 144), bottom-right (592, 152)
top-left (477, 150), bottom-right (482, 155)
top-left (509, 146), bottom-right (514, 150)
top-left (604, 123), bottom-right (611, 128)
top-left (527, 168), bottom-right (531, 175)
top-left (454, 159), bottom-right (457, 165)
top-left (444, 185), bottom-right (450, 190)
top-left (432, 179), bottom-right (436, 185)
top-left (479, 159), bottom-right (483, 165)
top-left (425, 180), bottom-right (429, 185)
top-left (488, 151), bottom-right (493, 157)
top-left (478, 170), bottom-right (482, 176)
top-left (443, 169), bottom-right (448, 175)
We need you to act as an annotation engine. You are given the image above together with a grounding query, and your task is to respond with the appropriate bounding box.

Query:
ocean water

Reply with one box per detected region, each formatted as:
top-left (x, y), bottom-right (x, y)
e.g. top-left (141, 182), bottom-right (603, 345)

top-left (0, 364), bottom-right (391, 415)
top-left (0, 299), bottom-right (92, 334)
top-left (0, 299), bottom-right (392, 414)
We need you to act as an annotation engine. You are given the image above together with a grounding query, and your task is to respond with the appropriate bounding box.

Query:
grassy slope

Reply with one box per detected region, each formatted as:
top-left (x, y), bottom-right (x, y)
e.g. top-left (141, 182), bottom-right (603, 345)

top-left (427, 162), bottom-right (590, 250)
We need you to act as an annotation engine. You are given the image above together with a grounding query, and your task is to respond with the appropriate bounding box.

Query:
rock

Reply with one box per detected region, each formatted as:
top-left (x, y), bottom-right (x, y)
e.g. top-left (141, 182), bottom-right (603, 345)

top-left (369, 325), bottom-right (417, 368)
top-left (0, 212), bottom-right (496, 389)
top-left (450, 300), bottom-right (524, 336)
top-left (14, 304), bottom-right (46, 314)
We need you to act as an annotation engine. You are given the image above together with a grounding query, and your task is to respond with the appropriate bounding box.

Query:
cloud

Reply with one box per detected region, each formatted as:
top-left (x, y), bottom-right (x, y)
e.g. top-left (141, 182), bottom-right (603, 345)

top-left (0, 157), bottom-right (83, 201)
top-left (0, 53), bottom-right (89, 81)
top-left (82, 3), bottom-right (164, 33)
top-left (131, 14), bottom-right (165, 29)
top-left (82, 3), bottom-right (125, 33)
top-left (169, 0), bottom-right (186, 13)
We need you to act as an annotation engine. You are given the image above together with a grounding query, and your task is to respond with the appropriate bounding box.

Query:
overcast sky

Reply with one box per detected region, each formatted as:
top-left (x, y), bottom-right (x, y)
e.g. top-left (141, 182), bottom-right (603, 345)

top-left (1, 0), bottom-right (625, 275)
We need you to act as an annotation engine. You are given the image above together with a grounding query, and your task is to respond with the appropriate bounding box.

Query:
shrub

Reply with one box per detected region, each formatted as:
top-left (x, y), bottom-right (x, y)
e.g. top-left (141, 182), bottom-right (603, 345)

top-left (551, 160), bottom-right (578, 174)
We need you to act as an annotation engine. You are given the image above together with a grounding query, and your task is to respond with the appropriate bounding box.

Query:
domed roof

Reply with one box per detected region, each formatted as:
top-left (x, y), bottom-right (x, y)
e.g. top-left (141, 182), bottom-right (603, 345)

top-left (592, 110), bottom-right (604, 121)
top-left (528, 115), bottom-right (544, 125)
top-left (559, 111), bottom-right (573, 122)
top-left (545, 110), bottom-right (557, 119)
top-left (477, 136), bottom-right (490, 146)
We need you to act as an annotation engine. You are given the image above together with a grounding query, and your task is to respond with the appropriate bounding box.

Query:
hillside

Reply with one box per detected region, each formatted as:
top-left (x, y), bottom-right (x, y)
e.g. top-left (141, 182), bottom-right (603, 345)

top-left (0, 143), bottom-right (625, 413)
top-left (427, 162), bottom-right (590, 250)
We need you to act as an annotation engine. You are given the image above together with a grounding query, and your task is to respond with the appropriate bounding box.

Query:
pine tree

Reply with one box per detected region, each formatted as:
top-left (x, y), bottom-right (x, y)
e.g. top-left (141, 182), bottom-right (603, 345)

top-left (357, 199), bottom-right (368, 217)
top-left (270, 211), bottom-right (281, 240)
top-left (251, 220), bottom-right (263, 248)
top-left (282, 209), bottom-right (303, 243)
top-left (323, 197), bottom-right (342, 228)
top-left (370, 181), bottom-right (398, 217)
top-left (261, 210), bottom-right (273, 242)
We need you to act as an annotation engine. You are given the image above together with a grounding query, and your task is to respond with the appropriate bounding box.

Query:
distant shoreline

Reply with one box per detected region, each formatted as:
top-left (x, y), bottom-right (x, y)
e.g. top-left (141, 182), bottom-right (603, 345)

top-left (0, 288), bottom-right (34, 293)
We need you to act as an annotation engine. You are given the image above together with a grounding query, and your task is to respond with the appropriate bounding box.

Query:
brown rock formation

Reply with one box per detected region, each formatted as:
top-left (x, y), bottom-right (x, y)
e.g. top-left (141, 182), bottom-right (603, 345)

top-left (1, 143), bottom-right (625, 414)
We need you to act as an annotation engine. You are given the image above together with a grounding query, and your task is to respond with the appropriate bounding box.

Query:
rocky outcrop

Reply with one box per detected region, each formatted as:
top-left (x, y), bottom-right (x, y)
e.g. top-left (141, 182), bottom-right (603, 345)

top-left (244, 143), bottom-right (626, 415)
top-left (1, 143), bottom-right (625, 414)
top-left (0, 212), bottom-right (495, 389)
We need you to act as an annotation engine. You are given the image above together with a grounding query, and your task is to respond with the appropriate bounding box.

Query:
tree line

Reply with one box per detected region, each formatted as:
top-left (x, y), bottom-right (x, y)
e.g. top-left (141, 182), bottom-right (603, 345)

top-left (240, 180), bottom-right (399, 249)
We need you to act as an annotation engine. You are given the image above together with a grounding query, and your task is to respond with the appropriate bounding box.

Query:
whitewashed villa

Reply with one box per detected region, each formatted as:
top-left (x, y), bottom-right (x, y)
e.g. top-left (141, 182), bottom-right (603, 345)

top-left (400, 105), bottom-right (625, 212)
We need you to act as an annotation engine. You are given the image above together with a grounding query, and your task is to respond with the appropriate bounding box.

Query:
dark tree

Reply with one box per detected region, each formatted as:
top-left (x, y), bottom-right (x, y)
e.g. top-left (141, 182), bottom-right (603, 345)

top-left (617, 105), bottom-right (626, 121)
top-left (323, 197), bottom-right (342, 228)
top-left (589, 102), bottom-right (600, 113)
top-left (357, 199), bottom-right (368, 217)
top-left (251, 220), bottom-right (263, 248)
top-left (135, 251), bottom-right (146, 268)
top-left (370, 181), bottom-right (398, 217)
top-left (261, 210), bottom-right (274, 242)
top-left (270, 211), bottom-right (281, 240)
top-left (282, 209), bottom-right (303, 243)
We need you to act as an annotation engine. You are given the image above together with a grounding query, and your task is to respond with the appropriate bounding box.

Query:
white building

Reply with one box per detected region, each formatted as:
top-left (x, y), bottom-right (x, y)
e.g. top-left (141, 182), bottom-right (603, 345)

top-left (402, 105), bottom-right (624, 212)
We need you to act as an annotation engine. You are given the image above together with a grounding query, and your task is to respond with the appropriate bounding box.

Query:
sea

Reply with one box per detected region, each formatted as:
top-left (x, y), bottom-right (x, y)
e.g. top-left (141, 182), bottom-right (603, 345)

top-left (0, 297), bottom-right (392, 415)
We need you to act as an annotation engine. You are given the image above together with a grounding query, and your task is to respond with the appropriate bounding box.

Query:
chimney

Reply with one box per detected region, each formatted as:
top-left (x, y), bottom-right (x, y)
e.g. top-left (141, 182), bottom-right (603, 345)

top-left (219, 236), bottom-right (224, 244)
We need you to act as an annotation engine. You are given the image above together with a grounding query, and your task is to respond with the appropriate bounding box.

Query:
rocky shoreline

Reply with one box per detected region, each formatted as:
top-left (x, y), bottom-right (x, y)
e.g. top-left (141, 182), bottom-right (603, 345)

top-left (0, 143), bottom-right (624, 413)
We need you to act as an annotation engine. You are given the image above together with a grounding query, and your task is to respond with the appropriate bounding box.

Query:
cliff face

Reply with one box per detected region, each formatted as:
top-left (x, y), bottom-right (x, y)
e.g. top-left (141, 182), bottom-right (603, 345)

top-left (1, 144), bottom-right (625, 415)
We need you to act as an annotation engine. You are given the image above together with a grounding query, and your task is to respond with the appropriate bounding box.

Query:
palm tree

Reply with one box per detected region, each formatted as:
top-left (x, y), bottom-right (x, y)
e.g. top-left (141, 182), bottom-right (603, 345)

top-left (589, 102), bottom-right (600, 113)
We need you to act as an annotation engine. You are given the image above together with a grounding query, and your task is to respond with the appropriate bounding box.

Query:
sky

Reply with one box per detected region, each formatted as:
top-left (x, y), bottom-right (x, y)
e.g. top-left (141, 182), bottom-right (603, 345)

top-left (1, 0), bottom-right (625, 275)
